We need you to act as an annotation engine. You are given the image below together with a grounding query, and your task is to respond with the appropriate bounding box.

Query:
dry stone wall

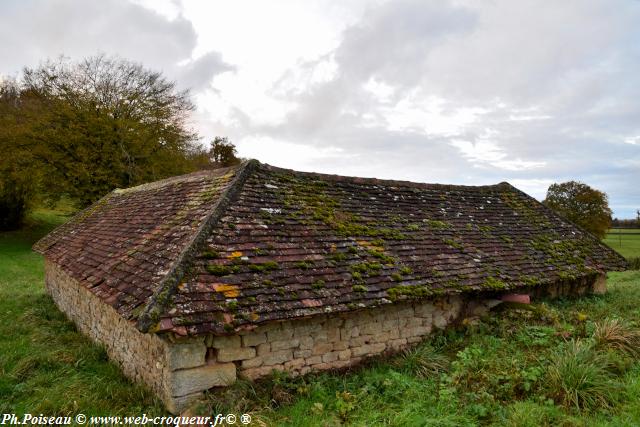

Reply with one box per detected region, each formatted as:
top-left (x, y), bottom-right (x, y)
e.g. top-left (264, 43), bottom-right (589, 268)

top-left (45, 261), bottom-right (173, 404)
top-left (211, 296), bottom-right (464, 380)
top-left (44, 259), bottom-right (606, 413)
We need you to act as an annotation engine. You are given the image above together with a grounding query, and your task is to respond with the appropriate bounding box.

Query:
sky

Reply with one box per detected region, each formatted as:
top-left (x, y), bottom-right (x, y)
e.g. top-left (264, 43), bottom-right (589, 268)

top-left (1, 0), bottom-right (639, 218)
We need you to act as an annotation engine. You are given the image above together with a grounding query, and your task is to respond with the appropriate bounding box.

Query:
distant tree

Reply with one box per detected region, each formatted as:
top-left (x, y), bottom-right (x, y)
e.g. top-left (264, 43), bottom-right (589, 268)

top-left (20, 55), bottom-right (200, 206)
top-left (543, 181), bottom-right (612, 239)
top-left (209, 137), bottom-right (240, 167)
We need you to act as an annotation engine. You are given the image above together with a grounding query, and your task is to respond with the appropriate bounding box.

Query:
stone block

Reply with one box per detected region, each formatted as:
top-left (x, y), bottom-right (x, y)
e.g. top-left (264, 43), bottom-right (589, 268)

top-left (306, 355), bottom-right (322, 365)
top-left (284, 358), bottom-right (305, 370)
top-left (414, 303), bottom-right (435, 317)
top-left (271, 339), bottom-right (300, 351)
top-left (299, 366), bottom-right (311, 375)
top-left (241, 357), bottom-right (263, 369)
top-left (294, 349), bottom-right (313, 359)
top-left (209, 335), bottom-right (241, 349)
top-left (262, 349), bottom-right (292, 366)
top-left (405, 317), bottom-right (422, 328)
top-left (169, 363), bottom-right (236, 397)
top-left (333, 340), bottom-right (349, 351)
top-left (359, 322), bottom-right (382, 336)
top-left (217, 346), bottom-right (256, 362)
top-left (326, 328), bottom-right (340, 342)
top-left (351, 343), bottom-right (386, 357)
top-left (298, 336), bottom-right (314, 350)
top-left (433, 312), bottom-right (447, 329)
top-left (402, 325), bottom-right (431, 338)
top-left (242, 365), bottom-right (284, 380)
top-left (293, 322), bottom-right (321, 336)
top-left (351, 335), bottom-right (372, 347)
top-left (256, 342), bottom-right (271, 356)
top-left (312, 342), bottom-right (333, 355)
top-left (166, 341), bottom-right (206, 370)
top-left (592, 274), bottom-right (607, 295)
top-left (372, 332), bottom-right (391, 343)
top-left (241, 332), bottom-right (267, 347)
top-left (387, 338), bottom-right (407, 349)
top-left (322, 351), bottom-right (339, 363)
top-left (165, 391), bottom-right (204, 415)
top-left (382, 319), bottom-right (399, 331)
top-left (267, 327), bottom-right (293, 341)
top-left (337, 349), bottom-right (351, 361)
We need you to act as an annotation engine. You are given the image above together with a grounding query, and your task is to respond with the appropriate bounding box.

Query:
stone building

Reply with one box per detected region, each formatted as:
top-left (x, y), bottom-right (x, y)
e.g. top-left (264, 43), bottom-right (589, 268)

top-left (34, 160), bottom-right (627, 412)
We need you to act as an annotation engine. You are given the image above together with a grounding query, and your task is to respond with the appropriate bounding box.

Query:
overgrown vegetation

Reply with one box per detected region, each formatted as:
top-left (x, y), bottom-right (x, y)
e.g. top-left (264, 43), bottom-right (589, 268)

top-left (4, 208), bottom-right (640, 425)
top-left (199, 273), bottom-right (640, 426)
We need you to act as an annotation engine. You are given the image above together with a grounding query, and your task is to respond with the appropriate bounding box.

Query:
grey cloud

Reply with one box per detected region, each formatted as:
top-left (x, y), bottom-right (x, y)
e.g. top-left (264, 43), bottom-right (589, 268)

top-left (246, 0), bottom-right (640, 217)
top-left (0, 0), bottom-right (232, 93)
top-left (334, 0), bottom-right (476, 88)
top-left (176, 51), bottom-right (235, 91)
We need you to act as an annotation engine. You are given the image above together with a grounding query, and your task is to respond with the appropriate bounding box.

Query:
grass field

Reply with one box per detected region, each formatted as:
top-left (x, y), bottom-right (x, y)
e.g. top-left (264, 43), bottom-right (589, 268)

top-left (604, 229), bottom-right (640, 260)
top-left (2, 210), bottom-right (640, 425)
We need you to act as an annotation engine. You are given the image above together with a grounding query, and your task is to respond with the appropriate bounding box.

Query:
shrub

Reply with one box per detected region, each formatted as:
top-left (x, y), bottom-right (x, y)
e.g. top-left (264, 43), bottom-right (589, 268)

top-left (592, 318), bottom-right (640, 359)
top-left (546, 340), bottom-right (620, 411)
top-left (396, 344), bottom-right (449, 378)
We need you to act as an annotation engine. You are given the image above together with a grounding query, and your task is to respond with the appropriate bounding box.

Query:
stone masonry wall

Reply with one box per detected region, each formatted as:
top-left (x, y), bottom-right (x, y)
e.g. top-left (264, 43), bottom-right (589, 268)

top-left (44, 259), bottom-right (606, 413)
top-left (45, 261), bottom-right (237, 413)
top-left (45, 260), bottom-right (172, 402)
top-left (217, 296), bottom-right (463, 380)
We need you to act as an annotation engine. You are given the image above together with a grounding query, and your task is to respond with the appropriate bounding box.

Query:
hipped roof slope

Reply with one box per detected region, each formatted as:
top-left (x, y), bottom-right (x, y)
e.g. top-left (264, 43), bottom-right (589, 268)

top-left (35, 160), bottom-right (627, 336)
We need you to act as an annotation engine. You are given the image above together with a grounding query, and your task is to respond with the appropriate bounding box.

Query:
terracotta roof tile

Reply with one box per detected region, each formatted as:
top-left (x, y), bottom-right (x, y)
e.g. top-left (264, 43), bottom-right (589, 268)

top-left (34, 161), bottom-right (627, 337)
top-left (34, 165), bottom-right (243, 319)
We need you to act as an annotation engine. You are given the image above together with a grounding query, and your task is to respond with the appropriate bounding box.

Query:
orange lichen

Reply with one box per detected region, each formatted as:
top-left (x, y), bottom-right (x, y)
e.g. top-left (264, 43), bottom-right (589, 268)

top-left (212, 283), bottom-right (240, 298)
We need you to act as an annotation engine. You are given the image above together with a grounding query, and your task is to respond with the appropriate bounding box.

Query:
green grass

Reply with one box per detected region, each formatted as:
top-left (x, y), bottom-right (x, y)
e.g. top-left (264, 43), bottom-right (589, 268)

top-left (207, 271), bottom-right (640, 426)
top-left (2, 209), bottom-right (640, 425)
top-left (0, 208), bottom-right (164, 415)
top-left (604, 229), bottom-right (640, 259)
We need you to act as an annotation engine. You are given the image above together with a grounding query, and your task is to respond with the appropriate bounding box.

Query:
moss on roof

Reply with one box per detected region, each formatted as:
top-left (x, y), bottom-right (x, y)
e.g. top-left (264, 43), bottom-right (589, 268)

top-left (34, 161), bottom-right (627, 337)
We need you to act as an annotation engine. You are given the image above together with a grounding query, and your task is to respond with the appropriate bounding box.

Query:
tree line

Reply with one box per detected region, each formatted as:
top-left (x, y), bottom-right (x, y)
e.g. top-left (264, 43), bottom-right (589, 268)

top-left (0, 55), bottom-right (239, 230)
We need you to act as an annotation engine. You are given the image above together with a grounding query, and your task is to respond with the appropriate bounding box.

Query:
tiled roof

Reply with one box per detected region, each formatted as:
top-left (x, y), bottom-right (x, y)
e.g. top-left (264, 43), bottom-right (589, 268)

top-left (35, 160), bottom-right (627, 336)
top-left (34, 165), bottom-right (244, 320)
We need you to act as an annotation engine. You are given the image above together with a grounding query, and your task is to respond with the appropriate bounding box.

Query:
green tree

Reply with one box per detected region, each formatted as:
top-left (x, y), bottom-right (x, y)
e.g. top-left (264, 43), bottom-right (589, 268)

top-left (0, 79), bottom-right (41, 230)
top-left (209, 136), bottom-right (240, 167)
top-left (543, 181), bottom-right (612, 239)
top-left (20, 55), bottom-right (201, 206)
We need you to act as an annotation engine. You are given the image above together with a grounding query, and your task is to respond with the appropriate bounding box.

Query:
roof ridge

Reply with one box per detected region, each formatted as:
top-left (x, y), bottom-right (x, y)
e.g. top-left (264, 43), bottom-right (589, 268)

top-left (136, 159), bottom-right (260, 333)
top-left (113, 167), bottom-right (236, 195)
top-left (260, 162), bottom-right (512, 190)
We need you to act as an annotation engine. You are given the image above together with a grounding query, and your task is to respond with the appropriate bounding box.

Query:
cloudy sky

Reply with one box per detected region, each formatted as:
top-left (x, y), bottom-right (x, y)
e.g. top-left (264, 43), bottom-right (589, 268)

top-left (1, 0), bottom-right (639, 217)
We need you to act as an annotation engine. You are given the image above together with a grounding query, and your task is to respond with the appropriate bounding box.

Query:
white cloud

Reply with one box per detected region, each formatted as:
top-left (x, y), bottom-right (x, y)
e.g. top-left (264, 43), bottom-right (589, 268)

top-left (2, 0), bottom-right (639, 218)
top-left (450, 138), bottom-right (546, 171)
